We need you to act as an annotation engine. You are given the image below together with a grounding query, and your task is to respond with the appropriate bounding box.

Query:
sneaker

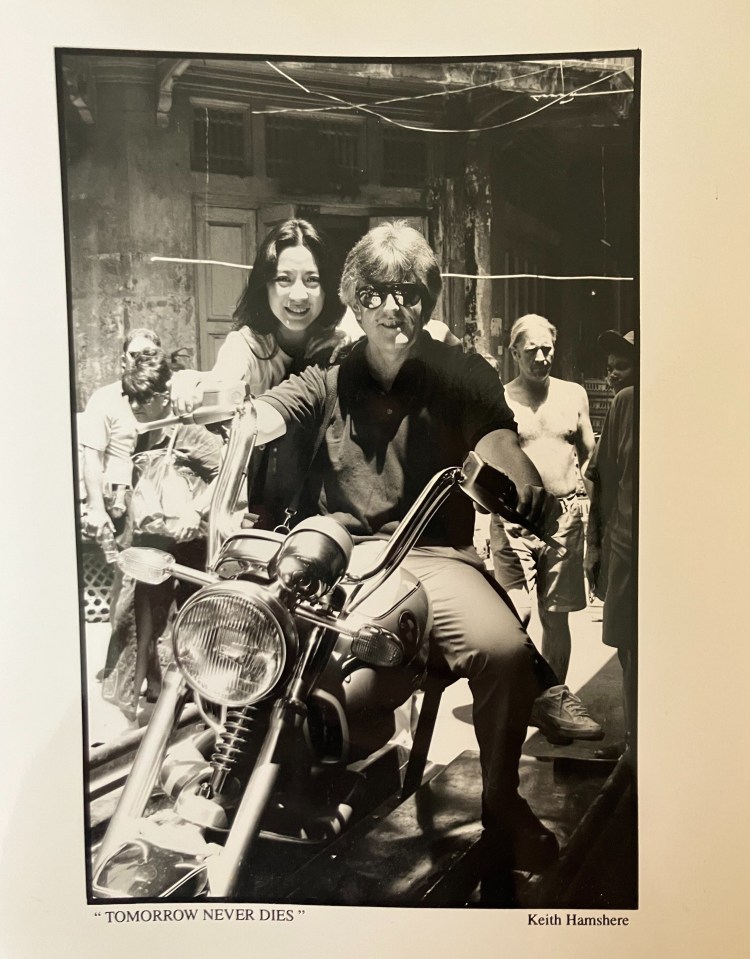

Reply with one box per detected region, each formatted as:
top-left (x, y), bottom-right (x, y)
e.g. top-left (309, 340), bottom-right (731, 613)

top-left (530, 685), bottom-right (604, 742)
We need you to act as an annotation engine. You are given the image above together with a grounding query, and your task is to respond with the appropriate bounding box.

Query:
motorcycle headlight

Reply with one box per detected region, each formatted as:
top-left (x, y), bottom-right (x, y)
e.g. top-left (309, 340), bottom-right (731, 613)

top-left (173, 583), bottom-right (296, 706)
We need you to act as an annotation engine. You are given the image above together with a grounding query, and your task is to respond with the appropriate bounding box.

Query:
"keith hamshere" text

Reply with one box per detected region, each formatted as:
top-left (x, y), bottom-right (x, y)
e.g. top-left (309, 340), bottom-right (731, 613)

top-left (528, 913), bottom-right (630, 926)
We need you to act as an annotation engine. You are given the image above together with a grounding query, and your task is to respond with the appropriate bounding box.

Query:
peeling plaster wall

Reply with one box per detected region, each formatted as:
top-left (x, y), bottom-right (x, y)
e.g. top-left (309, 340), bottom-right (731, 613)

top-left (465, 136), bottom-right (494, 357)
top-left (66, 79), bottom-right (195, 409)
top-left (67, 62), bottom-right (606, 405)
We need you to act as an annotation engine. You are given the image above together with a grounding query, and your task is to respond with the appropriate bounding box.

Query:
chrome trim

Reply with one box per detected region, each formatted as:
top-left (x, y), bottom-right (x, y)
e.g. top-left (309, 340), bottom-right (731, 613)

top-left (207, 402), bottom-right (259, 570)
top-left (194, 696), bottom-right (227, 736)
top-left (172, 580), bottom-right (298, 707)
top-left (94, 664), bottom-right (190, 871)
top-left (169, 562), bottom-right (219, 587)
top-left (294, 605), bottom-right (348, 634)
top-left (342, 467), bottom-right (461, 611)
top-left (214, 531), bottom-right (285, 581)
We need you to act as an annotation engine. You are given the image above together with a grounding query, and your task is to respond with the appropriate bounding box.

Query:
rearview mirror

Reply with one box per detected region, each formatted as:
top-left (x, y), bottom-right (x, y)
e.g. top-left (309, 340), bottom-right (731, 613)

top-left (459, 451), bottom-right (518, 515)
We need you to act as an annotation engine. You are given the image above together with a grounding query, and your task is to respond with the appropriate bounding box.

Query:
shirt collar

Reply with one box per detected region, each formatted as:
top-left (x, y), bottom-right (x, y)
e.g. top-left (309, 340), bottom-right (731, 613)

top-left (341, 331), bottom-right (430, 408)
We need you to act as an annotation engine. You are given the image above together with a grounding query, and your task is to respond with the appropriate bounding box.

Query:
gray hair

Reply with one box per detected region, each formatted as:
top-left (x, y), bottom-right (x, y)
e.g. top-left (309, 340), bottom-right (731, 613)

top-left (509, 314), bottom-right (557, 350)
top-left (339, 221), bottom-right (443, 322)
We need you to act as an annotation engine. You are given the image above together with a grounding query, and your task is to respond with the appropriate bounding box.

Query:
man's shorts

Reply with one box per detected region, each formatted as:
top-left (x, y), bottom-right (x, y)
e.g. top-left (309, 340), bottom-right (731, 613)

top-left (490, 494), bottom-right (586, 614)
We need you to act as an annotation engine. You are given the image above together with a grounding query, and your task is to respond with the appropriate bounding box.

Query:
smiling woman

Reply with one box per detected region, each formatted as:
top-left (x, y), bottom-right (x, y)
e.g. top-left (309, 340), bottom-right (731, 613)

top-left (229, 218), bottom-right (346, 376)
top-left (266, 244), bottom-right (325, 347)
top-left (169, 220), bottom-right (347, 415)
top-left (173, 219), bottom-right (347, 410)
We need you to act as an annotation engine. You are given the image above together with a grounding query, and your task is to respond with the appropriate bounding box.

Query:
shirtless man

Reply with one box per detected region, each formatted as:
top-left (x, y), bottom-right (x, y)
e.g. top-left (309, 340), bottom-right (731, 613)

top-left (490, 314), bottom-right (602, 742)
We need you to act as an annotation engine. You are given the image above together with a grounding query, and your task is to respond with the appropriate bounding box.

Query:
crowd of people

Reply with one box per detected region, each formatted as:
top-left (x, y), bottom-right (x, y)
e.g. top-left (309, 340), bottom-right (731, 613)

top-left (77, 218), bottom-right (636, 875)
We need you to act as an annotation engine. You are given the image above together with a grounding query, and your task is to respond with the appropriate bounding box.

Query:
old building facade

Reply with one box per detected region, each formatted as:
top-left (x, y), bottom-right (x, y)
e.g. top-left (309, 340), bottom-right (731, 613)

top-left (59, 53), bottom-right (637, 411)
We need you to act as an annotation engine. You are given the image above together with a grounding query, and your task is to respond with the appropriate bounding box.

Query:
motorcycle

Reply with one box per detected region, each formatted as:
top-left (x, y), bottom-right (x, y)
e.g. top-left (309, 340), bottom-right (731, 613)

top-left (91, 391), bottom-right (563, 901)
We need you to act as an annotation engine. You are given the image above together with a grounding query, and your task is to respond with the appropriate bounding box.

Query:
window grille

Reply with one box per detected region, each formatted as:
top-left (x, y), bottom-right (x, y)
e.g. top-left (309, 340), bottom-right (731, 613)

top-left (502, 251), bottom-right (545, 324)
top-left (192, 107), bottom-right (249, 176)
top-left (382, 128), bottom-right (427, 187)
top-left (266, 116), bottom-right (363, 192)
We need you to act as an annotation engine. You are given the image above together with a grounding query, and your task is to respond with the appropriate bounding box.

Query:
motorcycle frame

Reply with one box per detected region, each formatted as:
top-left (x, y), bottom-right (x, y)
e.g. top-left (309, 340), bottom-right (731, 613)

top-left (93, 399), bottom-right (525, 898)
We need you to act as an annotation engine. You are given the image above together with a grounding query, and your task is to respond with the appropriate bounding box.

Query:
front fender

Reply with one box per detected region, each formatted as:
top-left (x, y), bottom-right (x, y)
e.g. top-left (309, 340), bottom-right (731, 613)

top-left (92, 838), bottom-right (210, 899)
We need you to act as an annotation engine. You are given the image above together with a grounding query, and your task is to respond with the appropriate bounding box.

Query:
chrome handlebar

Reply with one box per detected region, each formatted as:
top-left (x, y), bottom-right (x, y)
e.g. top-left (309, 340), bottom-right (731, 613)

top-left (130, 396), bottom-right (565, 593)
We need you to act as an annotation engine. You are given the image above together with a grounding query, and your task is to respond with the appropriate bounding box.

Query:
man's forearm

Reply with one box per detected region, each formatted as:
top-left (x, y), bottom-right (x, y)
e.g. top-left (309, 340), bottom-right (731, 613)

top-left (579, 462), bottom-right (594, 501)
top-left (82, 448), bottom-right (107, 512)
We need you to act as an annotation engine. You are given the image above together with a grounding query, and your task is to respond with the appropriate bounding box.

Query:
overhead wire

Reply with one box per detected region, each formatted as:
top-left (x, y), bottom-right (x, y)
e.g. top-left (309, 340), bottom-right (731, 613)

top-left (163, 61), bottom-right (635, 281)
top-left (248, 64), bottom-right (556, 116)
top-left (150, 256), bottom-right (632, 281)
top-left (265, 60), bottom-right (632, 134)
top-left (442, 272), bottom-right (632, 281)
top-left (252, 59), bottom-right (631, 117)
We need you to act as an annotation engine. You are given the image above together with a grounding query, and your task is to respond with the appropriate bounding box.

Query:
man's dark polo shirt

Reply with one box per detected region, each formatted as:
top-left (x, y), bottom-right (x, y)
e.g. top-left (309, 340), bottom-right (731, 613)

top-left (260, 332), bottom-right (517, 548)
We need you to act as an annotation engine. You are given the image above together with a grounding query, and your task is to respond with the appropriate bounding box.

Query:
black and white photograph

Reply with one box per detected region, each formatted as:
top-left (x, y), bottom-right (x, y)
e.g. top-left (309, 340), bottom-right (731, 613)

top-left (58, 50), bottom-right (639, 907)
top-left (2, 1), bottom-right (749, 956)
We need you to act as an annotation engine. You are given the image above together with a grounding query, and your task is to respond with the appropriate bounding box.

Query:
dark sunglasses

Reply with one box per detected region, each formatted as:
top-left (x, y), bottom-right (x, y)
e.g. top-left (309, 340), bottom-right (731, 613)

top-left (356, 283), bottom-right (422, 310)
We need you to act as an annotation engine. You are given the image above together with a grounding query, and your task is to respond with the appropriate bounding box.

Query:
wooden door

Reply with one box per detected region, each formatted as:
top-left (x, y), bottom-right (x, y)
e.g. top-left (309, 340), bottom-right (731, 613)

top-left (258, 203), bottom-right (296, 246)
top-left (194, 204), bottom-right (257, 369)
top-left (313, 214), bottom-right (370, 278)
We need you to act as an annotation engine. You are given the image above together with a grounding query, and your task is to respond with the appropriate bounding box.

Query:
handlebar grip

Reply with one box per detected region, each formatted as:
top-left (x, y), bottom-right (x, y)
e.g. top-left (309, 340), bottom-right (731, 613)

top-left (459, 451), bottom-right (567, 557)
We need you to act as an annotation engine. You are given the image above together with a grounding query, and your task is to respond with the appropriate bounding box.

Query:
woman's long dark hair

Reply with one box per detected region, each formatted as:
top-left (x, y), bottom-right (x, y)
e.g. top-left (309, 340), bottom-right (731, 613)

top-left (233, 219), bottom-right (345, 336)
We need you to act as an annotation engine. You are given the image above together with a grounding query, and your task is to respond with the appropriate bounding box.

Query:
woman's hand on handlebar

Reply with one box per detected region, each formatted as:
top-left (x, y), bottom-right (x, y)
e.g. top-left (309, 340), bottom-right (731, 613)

top-left (515, 485), bottom-right (562, 536)
top-left (170, 369), bottom-right (206, 416)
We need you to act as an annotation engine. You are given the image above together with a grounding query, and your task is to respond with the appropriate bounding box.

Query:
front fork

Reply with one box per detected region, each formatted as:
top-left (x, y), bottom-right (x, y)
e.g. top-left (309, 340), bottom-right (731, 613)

top-left (208, 624), bottom-right (336, 898)
top-left (94, 623), bottom-right (336, 898)
top-left (93, 663), bottom-right (190, 871)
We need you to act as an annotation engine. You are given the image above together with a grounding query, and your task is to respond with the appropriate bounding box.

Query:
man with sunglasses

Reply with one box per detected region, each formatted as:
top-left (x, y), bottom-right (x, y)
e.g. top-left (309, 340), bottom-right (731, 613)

top-left (249, 222), bottom-right (564, 878)
top-left (79, 328), bottom-right (162, 541)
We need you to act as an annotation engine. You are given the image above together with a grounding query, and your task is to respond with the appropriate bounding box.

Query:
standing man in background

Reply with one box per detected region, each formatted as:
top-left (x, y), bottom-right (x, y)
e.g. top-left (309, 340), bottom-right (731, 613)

top-left (491, 314), bottom-right (602, 743)
top-left (601, 328), bottom-right (635, 397)
top-left (585, 329), bottom-right (637, 761)
top-left (79, 327), bottom-right (162, 540)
